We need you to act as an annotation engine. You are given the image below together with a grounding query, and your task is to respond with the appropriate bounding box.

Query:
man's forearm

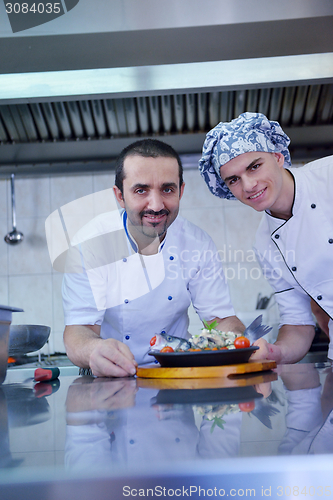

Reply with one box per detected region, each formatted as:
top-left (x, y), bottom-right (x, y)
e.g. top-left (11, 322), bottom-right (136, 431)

top-left (214, 315), bottom-right (245, 334)
top-left (63, 324), bottom-right (137, 377)
top-left (274, 324), bottom-right (315, 364)
top-left (64, 324), bottom-right (102, 369)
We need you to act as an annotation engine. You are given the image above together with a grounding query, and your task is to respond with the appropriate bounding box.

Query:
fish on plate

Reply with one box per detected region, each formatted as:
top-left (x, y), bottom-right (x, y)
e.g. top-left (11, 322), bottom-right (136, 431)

top-left (149, 332), bottom-right (191, 352)
top-left (149, 316), bottom-right (272, 353)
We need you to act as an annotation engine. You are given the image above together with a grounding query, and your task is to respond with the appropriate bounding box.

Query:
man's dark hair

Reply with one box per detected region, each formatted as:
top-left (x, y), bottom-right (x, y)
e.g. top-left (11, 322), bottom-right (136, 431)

top-left (114, 139), bottom-right (183, 194)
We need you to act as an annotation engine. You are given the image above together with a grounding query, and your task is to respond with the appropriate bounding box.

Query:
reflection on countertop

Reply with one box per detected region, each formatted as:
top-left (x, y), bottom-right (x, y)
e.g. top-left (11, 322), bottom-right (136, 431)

top-left (64, 364), bottom-right (333, 469)
top-left (0, 360), bottom-right (332, 499)
top-left (64, 371), bottom-right (280, 471)
top-left (0, 363), bottom-right (333, 476)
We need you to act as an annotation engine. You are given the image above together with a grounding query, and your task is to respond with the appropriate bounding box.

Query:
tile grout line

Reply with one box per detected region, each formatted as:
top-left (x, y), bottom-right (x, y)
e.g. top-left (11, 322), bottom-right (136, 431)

top-left (49, 174), bottom-right (56, 353)
top-left (6, 177), bottom-right (10, 306)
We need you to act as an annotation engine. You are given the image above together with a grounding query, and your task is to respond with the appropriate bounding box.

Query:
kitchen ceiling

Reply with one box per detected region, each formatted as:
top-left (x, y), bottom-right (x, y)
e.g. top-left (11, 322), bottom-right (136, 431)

top-left (0, 0), bottom-right (332, 175)
top-left (0, 83), bottom-right (333, 176)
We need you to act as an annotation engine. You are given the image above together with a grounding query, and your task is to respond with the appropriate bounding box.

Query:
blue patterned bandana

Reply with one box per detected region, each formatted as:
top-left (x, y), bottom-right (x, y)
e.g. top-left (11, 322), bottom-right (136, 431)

top-left (199, 112), bottom-right (291, 199)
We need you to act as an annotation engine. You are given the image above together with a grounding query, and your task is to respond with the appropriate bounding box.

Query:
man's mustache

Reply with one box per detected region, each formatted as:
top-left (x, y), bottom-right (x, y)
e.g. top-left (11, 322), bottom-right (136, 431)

top-left (140, 209), bottom-right (170, 217)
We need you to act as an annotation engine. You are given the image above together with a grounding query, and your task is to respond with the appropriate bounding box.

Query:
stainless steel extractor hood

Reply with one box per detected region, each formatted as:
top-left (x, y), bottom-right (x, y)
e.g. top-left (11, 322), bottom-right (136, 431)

top-left (0, 0), bottom-right (332, 175)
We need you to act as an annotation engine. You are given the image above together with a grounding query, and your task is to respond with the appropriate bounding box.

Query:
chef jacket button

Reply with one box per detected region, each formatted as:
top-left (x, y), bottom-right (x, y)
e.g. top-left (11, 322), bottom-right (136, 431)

top-left (161, 330), bottom-right (166, 334)
top-left (169, 256), bottom-right (174, 260)
top-left (168, 296), bottom-right (173, 300)
top-left (274, 234), bottom-right (280, 239)
top-left (311, 203), bottom-right (316, 209)
top-left (129, 439), bottom-right (135, 445)
top-left (124, 299), bottom-right (129, 304)
top-left (154, 360), bottom-right (159, 364)
top-left (292, 266), bottom-right (297, 272)
top-left (317, 295), bottom-right (322, 301)
top-left (329, 239), bottom-right (333, 244)
top-left (175, 438), bottom-right (180, 443)
top-left (125, 335), bottom-right (130, 340)
top-left (123, 258), bottom-right (127, 262)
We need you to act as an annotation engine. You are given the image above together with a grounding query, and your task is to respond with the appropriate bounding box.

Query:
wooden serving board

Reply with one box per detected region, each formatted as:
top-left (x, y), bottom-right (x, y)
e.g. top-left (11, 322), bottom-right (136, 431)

top-left (137, 370), bottom-right (278, 389)
top-left (136, 360), bottom-right (276, 379)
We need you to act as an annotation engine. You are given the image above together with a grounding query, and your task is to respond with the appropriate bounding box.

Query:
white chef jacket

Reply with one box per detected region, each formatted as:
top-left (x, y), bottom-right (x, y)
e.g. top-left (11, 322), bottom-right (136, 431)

top-left (65, 388), bottom-right (199, 471)
top-left (278, 386), bottom-right (323, 455)
top-left (278, 386), bottom-right (333, 455)
top-left (63, 212), bottom-right (235, 365)
top-left (254, 156), bottom-right (333, 358)
top-left (65, 388), bottom-right (244, 471)
top-left (296, 408), bottom-right (333, 454)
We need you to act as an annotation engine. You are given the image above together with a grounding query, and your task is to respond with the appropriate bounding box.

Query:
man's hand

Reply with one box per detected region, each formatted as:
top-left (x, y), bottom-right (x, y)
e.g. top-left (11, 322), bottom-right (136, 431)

top-left (211, 315), bottom-right (245, 335)
top-left (89, 338), bottom-right (137, 378)
top-left (66, 377), bottom-right (138, 419)
top-left (250, 324), bottom-right (315, 364)
top-left (64, 325), bottom-right (137, 378)
top-left (250, 338), bottom-right (282, 363)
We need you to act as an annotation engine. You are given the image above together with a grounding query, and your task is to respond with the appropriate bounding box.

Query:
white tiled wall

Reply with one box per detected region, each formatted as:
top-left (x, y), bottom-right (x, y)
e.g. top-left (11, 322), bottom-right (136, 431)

top-left (0, 167), bottom-right (281, 354)
top-left (0, 172), bottom-right (116, 354)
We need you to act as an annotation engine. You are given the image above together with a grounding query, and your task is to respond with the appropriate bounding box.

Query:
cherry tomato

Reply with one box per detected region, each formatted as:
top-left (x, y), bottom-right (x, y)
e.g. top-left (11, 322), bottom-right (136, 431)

top-left (238, 401), bottom-right (255, 412)
top-left (160, 346), bottom-right (174, 353)
top-left (234, 336), bottom-right (250, 349)
top-left (150, 335), bottom-right (157, 346)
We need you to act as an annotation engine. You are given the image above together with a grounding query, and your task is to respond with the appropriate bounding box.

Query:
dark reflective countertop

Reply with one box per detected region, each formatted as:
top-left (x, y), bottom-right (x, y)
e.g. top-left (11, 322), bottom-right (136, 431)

top-left (1, 358), bottom-right (333, 499)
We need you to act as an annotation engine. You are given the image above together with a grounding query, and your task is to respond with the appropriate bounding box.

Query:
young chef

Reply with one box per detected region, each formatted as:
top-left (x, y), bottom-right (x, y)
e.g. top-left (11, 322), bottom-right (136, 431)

top-left (62, 139), bottom-right (245, 377)
top-left (199, 112), bottom-right (333, 363)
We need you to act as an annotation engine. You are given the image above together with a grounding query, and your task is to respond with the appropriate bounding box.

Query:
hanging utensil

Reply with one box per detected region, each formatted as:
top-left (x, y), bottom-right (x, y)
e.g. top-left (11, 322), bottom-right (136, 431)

top-left (4, 174), bottom-right (24, 245)
top-left (256, 292), bottom-right (273, 310)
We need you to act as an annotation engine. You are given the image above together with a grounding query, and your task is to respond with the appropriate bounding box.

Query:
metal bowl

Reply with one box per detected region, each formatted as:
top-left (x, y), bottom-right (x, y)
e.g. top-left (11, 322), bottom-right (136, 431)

top-left (0, 305), bottom-right (23, 384)
top-left (8, 325), bottom-right (51, 356)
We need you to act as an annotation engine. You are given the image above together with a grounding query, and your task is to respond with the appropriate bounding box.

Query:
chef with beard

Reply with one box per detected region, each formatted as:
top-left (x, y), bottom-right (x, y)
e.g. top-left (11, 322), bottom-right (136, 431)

top-left (62, 139), bottom-right (244, 377)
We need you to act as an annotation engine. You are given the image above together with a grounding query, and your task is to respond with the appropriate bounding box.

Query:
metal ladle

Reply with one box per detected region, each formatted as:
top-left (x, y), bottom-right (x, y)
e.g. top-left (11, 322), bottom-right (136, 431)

top-left (4, 174), bottom-right (24, 245)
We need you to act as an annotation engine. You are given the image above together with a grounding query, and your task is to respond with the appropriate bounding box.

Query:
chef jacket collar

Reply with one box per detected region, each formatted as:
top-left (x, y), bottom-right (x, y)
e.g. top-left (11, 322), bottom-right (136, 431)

top-left (122, 210), bottom-right (166, 254)
top-left (264, 168), bottom-right (298, 230)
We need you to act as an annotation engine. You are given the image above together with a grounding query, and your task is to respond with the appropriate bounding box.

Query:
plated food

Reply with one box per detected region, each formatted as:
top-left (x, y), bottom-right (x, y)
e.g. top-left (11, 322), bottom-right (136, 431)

top-left (149, 320), bottom-right (250, 354)
top-left (148, 321), bottom-right (258, 367)
top-left (148, 346), bottom-right (258, 367)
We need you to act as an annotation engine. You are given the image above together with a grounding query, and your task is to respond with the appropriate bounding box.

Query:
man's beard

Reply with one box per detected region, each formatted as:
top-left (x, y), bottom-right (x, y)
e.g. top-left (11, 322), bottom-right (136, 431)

top-left (139, 209), bottom-right (170, 238)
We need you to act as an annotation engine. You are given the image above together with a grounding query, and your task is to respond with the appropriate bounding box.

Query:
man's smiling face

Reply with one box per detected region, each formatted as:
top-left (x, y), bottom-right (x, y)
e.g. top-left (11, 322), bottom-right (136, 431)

top-left (220, 152), bottom-right (287, 212)
top-left (113, 154), bottom-right (184, 245)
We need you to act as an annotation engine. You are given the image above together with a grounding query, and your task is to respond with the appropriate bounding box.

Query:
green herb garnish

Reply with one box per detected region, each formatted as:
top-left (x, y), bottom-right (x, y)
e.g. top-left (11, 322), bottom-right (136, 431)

top-left (210, 417), bottom-right (226, 433)
top-left (202, 320), bottom-right (219, 331)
